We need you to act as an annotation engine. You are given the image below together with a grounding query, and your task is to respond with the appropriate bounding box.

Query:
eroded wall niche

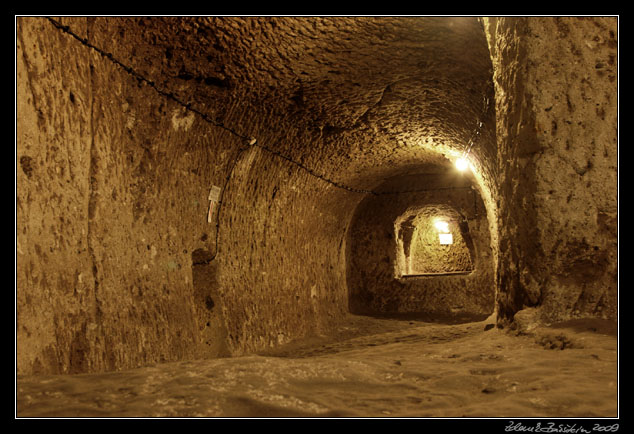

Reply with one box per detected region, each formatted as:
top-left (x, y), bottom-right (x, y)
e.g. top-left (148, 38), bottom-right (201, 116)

top-left (394, 205), bottom-right (475, 277)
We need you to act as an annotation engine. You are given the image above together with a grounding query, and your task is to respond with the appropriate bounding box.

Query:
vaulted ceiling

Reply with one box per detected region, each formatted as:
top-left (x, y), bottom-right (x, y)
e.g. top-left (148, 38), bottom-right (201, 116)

top-left (95, 16), bottom-right (496, 189)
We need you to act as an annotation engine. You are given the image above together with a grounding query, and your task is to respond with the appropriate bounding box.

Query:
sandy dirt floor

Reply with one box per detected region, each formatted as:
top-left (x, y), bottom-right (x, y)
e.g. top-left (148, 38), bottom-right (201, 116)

top-left (15, 314), bottom-right (618, 418)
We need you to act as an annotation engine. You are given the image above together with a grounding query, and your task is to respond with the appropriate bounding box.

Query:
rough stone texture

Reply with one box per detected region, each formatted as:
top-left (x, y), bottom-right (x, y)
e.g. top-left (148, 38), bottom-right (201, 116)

top-left (16, 317), bottom-right (618, 417)
top-left (16, 16), bottom-right (616, 377)
top-left (347, 173), bottom-right (495, 319)
top-left (404, 207), bottom-right (474, 275)
top-left (482, 17), bottom-right (618, 326)
top-left (17, 17), bottom-right (238, 374)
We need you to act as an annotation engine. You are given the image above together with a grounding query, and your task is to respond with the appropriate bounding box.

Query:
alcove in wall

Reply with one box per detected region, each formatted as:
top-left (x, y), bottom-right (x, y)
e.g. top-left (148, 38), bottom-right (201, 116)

top-left (394, 205), bottom-right (475, 278)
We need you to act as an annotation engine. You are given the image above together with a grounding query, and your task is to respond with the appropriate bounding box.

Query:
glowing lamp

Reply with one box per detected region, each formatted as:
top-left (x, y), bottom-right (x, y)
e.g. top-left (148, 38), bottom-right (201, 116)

top-left (434, 221), bottom-right (449, 233)
top-left (455, 157), bottom-right (469, 171)
top-left (435, 220), bottom-right (452, 245)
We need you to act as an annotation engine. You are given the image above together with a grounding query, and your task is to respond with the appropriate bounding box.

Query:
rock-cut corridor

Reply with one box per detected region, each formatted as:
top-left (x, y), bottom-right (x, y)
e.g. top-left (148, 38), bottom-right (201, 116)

top-left (16, 16), bottom-right (618, 419)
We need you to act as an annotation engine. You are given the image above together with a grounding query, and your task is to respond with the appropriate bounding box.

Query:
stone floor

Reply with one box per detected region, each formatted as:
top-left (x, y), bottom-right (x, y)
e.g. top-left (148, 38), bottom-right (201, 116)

top-left (16, 315), bottom-right (618, 418)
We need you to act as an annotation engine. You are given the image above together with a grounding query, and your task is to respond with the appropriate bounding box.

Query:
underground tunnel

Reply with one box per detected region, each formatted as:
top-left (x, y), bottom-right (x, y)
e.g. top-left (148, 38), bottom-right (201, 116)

top-left (347, 169), bottom-right (495, 321)
top-left (16, 16), bottom-right (618, 418)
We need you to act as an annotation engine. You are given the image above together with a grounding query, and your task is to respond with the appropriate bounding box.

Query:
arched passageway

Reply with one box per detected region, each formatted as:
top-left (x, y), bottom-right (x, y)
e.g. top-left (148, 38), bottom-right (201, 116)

top-left (346, 167), bottom-right (495, 322)
top-left (17, 16), bottom-right (500, 373)
top-left (15, 14), bottom-right (618, 419)
top-left (17, 17), bottom-right (617, 415)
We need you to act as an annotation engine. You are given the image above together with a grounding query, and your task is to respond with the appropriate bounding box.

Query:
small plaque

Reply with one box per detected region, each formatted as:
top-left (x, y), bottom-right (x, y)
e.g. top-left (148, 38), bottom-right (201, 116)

top-left (439, 233), bottom-right (453, 245)
top-left (207, 185), bottom-right (221, 223)
top-left (208, 185), bottom-right (221, 202)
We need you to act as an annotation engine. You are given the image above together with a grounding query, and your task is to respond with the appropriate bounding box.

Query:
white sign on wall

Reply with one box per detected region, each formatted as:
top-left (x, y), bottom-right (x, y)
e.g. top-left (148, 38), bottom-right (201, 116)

top-left (208, 185), bottom-right (221, 223)
top-left (439, 233), bottom-right (453, 245)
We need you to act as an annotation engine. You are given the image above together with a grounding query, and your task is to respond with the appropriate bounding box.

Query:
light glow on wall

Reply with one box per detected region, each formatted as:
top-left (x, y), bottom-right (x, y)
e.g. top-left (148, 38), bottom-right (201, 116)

top-left (434, 220), bottom-right (449, 233)
top-left (455, 157), bottom-right (469, 171)
top-left (434, 220), bottom-right (452, 245)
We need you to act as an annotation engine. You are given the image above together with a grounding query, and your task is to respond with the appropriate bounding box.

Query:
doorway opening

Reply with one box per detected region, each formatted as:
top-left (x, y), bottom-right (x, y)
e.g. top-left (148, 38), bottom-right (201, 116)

top-left (394, 205), bottom-right (475, 278)
top-left (345, 172), bottom-right (494, 321)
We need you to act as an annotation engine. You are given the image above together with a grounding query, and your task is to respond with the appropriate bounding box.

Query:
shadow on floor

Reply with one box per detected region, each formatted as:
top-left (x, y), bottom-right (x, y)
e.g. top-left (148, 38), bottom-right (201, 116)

top-left (547, 318), bottom-right (618, 336)
top-left (362, 311), bottom-right (491, 325)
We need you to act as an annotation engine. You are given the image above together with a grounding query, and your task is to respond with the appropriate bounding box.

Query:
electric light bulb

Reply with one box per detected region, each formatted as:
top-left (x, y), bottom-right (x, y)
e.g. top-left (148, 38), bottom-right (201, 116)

top-left (434, 221), bottom-right (449, 233)
top-left (455, 157), bottom-right (469, 171)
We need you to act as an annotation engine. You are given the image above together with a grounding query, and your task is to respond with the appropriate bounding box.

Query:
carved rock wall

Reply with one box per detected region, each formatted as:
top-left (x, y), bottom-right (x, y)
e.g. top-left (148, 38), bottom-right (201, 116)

top-left (482, 17), bottom-right (618, 324)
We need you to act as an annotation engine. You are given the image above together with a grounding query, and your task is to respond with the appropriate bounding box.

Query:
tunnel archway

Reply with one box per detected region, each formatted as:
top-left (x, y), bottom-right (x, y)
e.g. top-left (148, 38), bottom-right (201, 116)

top-left (345, 166), bottom-right (495, 322)
top-left (16, 15), bottom-right (617, 382)
top-left (17, 16), bottom-right (499, 372)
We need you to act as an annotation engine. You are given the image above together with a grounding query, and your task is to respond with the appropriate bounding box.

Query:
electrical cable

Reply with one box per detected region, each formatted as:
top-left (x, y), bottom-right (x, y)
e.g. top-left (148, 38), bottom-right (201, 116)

top-left (44, 17), bottom-right (490, 258)
top-left (460, 87), bottom-right (492, 160)
top-left (46, 17), bottom-right (492, 198)
top-left (45, 17), bottom-right (373, 195)
top-left (209, 144), bottom-right (250, 261)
